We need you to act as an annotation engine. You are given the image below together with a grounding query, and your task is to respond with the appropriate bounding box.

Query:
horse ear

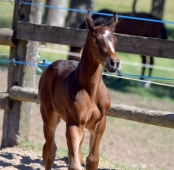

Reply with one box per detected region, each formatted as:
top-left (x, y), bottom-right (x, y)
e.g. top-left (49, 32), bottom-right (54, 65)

top-left (86, 11), bottom-right (95, 32)
top-left (106, 12), bottom-right (118, 32)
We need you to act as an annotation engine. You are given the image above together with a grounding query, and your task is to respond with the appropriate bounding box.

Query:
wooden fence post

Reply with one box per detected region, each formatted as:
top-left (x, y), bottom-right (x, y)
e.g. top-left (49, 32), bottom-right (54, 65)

top-left (1, 0), bottom-right (41, 147)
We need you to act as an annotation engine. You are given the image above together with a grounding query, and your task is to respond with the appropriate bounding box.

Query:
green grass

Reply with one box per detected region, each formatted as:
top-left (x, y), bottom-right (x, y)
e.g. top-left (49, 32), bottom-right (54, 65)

top-left (0, 2), bottom-right (13, 28)
top-left (0, 1), bottom-right (174, 104)
top-left (95, 0), bottom-right (174, 21)
top-left (117, 52), bottom-right (174, 84)
top-left (1, 44), bottom-right (174, 103)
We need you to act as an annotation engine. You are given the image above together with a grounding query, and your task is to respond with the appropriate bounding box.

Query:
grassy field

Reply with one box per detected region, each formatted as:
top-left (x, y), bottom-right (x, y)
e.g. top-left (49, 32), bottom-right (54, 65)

top-left (0, 1), bottom-right (174, 103)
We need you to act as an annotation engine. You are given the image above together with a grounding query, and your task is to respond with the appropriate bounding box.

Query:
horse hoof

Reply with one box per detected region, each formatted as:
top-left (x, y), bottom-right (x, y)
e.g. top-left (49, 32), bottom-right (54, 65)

top-left (144, 80), bottom-right (151, 88)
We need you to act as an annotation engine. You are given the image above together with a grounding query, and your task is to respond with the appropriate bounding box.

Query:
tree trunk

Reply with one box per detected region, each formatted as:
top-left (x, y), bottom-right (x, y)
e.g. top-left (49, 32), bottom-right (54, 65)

top-left (151, 0), bottom-right (165, 19)
top-left (65, 0), bottom-right (94, 28)
top-left (43, 0), bottom-right (66, 27)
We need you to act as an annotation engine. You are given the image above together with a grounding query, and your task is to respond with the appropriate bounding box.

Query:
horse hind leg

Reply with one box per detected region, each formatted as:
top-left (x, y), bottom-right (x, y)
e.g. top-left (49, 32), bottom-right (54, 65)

top-left (40, 105), bottom-right (60, 170)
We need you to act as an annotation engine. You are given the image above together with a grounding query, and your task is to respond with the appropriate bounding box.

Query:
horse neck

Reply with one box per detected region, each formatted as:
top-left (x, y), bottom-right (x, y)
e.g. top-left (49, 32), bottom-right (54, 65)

top-left (75, 33), bottom-right (102, 96)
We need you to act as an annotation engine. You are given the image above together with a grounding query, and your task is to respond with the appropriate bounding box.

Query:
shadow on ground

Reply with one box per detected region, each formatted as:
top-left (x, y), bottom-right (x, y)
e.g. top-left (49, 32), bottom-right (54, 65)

top-left (0, 151), bottom-right (112, 170)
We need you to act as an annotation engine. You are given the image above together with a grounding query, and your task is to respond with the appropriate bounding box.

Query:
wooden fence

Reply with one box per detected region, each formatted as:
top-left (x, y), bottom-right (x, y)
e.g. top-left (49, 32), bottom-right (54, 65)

top-left (0, 0), bottom-right (174, 147)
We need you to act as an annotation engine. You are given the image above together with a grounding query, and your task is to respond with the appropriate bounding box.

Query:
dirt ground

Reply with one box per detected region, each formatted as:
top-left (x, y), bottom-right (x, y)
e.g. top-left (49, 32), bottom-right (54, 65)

top-left (0, 68), bottom-right (174, 170)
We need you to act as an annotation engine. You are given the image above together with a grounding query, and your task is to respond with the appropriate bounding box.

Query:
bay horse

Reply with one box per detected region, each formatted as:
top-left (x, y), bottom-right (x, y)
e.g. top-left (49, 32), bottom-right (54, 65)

top-left (39, 11), bottom-right (120, 170)
top-left (68, 9), bottom-right (167, 86)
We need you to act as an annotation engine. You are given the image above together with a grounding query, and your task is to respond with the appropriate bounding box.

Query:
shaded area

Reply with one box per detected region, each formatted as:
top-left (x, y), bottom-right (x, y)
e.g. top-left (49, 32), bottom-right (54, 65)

top-left (0, 150), bottom-right (114, 170)
top-left (103, 76), bottom-right (174, 100)
top-left (0, 151), bottom-right (67, 169)
top-left (167, 27), bottom-right (174, 40)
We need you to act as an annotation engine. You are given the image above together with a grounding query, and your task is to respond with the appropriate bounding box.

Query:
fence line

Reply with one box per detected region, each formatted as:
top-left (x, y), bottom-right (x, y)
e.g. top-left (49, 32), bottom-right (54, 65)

top-left (1, 0), bottom-right (174, 25)
top-left (102, 73), bottom-right (174, 88)
top-left (0, 86), bottom-right (174, 129)
top-left (18, 1), bottom-right (174, 25)
top-left (40, 48), bottom-right (174, 72)
top-left (1, 58), bottom-right (174, 87)
top-left (16, 22), bottom-right (174, 59)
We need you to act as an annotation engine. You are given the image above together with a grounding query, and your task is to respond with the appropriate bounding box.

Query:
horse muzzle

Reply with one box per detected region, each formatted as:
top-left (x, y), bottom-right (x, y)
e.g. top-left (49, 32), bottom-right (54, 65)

top-left (105, 58), bottom-right (120, 73)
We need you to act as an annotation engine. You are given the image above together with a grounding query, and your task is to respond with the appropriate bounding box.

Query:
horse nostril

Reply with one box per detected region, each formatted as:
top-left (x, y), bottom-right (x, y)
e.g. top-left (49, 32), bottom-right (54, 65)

top-left (117, 61), bottom-right (120, 68)
top-left (109, 59), bottom-right (115, 67)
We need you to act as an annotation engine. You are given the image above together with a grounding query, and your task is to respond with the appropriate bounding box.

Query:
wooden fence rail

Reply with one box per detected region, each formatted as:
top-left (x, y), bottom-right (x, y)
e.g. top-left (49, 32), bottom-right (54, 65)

top-left (0, 29), bottom-right (16, 47)
top-left (16, 22), bottom-right (174, 59)
top-left (1, 23), bottom-right (174, 59)
top-left (0, 87), bottom-right (174, 129)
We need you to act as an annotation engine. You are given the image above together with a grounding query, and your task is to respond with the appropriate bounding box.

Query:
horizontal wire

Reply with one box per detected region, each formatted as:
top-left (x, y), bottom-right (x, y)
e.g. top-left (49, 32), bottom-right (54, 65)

top-left (0, 0), bottom-right (173, 85)
top-left (121, 60), bottom-right (174, 72)
top-left (0, 59), bottom-right (51, 67)
top-left (0, 58), bottom-right (174, 82)
top-left (1, 0), bottom-right (174, 25)
top-left (1, 50), bottom-right (174, 81)
top-left (18, 1), bottom-right (174, 25)
top-left (40, 48), bottom-right (174, 72)
top-left (120, 74), bottom-right (174, 81)
top-left (102, 73), bottom-right (174, 88)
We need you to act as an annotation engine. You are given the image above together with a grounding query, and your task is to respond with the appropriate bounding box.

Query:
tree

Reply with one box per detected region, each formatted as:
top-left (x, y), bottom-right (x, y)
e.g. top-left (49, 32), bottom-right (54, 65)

top-left (132, 0), bottom-right (165, 19)
top-left (65, 0), bottom-right (94, 28)
top-left (151, 0), bottom-right (165, 19)
top-left (43, 0), bottom-right (66, 27)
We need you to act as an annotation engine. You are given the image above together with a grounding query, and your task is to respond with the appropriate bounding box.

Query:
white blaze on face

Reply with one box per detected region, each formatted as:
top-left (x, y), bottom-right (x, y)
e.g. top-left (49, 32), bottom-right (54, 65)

top-left (103, 30), bottom-right (110, 37)
top-left (103, 30), bottom-right (115, 53)
top-left (108, 41), bottom-right (115, 53)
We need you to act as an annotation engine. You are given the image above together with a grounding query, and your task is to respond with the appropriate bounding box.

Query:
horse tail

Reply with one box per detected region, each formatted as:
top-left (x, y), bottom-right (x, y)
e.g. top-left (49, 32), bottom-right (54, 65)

top-left (160, 23), bottom-right (167, 39)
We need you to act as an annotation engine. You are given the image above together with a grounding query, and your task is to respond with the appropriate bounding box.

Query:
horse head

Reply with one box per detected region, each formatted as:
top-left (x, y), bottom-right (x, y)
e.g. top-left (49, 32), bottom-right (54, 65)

top-left (86, 11), bottom-right (120, 72)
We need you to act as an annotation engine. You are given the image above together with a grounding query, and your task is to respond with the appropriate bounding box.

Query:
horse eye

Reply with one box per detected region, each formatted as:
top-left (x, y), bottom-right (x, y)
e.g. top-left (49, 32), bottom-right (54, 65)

top-left (94, 38), bottom-right (100, 44)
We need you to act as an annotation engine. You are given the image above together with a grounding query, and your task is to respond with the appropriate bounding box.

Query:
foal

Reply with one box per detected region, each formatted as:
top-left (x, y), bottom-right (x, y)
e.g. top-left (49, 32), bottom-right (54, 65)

top-left (39, 11), bottom-right (119, 170)
top-left (68, 9), bottom-right (167, 86)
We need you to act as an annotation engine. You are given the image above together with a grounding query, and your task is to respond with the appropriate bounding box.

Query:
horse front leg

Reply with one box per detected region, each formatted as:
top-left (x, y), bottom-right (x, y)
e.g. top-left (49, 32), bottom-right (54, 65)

top-left (144, 56), bottom-right (154, 88)
top-left (138, 55), bottom-right (146, 86)
top-left (149, 56), bottom-right (154, 78)
top-left (41, 106), bottom-right (60, 170)
top-left (86, 115), bottom-right (106, 170)
top-left (141, 55), bottom-right (146, 80)
top-left (66, 120), bottom-right (85, 170)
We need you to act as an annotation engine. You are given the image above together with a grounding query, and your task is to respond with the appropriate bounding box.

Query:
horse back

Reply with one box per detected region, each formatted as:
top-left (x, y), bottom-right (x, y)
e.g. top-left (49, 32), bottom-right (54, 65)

top-left (39, 60), bottom-right (79, 111)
